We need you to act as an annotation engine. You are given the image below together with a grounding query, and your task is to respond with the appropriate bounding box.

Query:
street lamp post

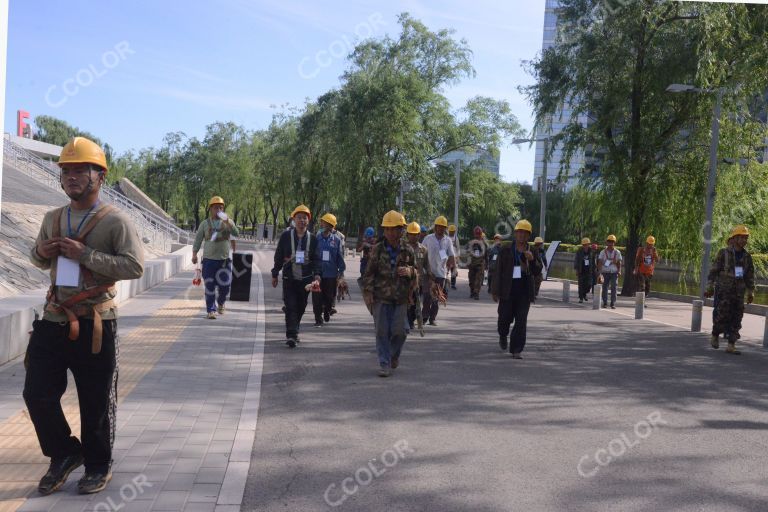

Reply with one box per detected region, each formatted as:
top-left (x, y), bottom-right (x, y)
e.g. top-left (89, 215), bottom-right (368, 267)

top-left (666, 84), bottom-right (723, 298)
top-left (453, 160), bottom-right (461, 231)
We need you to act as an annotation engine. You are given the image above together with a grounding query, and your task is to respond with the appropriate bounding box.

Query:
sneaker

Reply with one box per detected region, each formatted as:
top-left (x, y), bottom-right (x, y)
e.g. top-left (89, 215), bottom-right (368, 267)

top-left (610, 305), bottom-right (616, 309)
top-left (391, 357), bottom-right (399, 369)
top-left (710, 334), bottom-right (719, 349)
top-left (511, 352), bottom-right (523, 360)
top-left (499, 336), bottom-right (508, 351)
top-left (578, 298), bottom-right (583, 303)
top-left (330, 308), bottom-right (337, 316)
top-left (451, 285), bottom-right (456, 290)
top-left (207, 312), bottom-right (216, 320)
top-left (428, 319), bottom-right (437, 326)
top-left (286, 338), bottom-right (297, 348)
top-left (323, 312), bottom-right (330, 322)
top-left (77, 471), bottom-right (112, 494)
top-left (602, 303), bottom-right (607, 308)
top-left (473, 295), bottom-right (479, 300)
top-left (725, 343), bottom-right (741, 355)
top-left (217, 304), bottom-right (225, 314)
top-left (38, 453), bottom-right (84, 495)
top-left (378, 365), bottom-right (391, 377)
top-left (314, 320), bottom-right (323, 327)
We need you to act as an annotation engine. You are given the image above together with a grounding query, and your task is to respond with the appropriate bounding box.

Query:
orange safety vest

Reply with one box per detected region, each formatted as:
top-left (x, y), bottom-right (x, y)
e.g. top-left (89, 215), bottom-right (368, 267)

top-left (636, 246), bottom-right (657, 276)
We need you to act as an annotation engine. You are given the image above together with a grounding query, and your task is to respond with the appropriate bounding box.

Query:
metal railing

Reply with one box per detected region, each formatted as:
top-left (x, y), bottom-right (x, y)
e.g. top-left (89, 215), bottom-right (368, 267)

top-left (3, 138), bottom-right (193, 252)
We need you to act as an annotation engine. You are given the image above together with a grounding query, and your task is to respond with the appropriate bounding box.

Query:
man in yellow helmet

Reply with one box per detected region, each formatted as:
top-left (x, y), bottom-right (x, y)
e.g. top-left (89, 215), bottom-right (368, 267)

top-left (573, 238), bottom-right (596, 303)
top-left (466, 226), bottom-right (489, 300)
top-left (312, 213), bottom-right (345, 326)
top-left (531, 236), bottom-right (547, 296)
top-left (597, 235), bottom-right (622, 309)
top-left (421, 215), bottom-right (456, 326)
top-left (634, 235), bottom-right (659, 304)
top-left (447, 224), bottom-right (459, 289)
top-left (491, 220), bottom-right (541, 359)
top-left (704, 225), bottom-right (755, 354)
top-left (192, 196), bottom-right (240, 319)
top-left (271, 205), bottom-right (322, 348)
top-left (362, 211), bottom-right (417, 377)
top-left (26, 137), bottom-right (144, 495)
top-left (487, 234), bottom-right (503, 294)
top-left (405, 221), bottom-right (432, 331)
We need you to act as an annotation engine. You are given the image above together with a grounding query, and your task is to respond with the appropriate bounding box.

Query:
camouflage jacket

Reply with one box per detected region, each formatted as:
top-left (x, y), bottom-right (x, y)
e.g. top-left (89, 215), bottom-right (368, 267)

top-left (408, 242), bottom-right (432, 287)
top-left (707, 246), bottom-right (755, 293)
top-left (362, 239), bottom-right (417, 304)
top-left (466, 239), bottom-right (489, 267)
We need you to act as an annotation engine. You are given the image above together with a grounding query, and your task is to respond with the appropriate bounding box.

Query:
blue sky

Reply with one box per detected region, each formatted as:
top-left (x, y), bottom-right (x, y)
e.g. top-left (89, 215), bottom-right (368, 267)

top-left (3, 0), bottom-right (545, 184)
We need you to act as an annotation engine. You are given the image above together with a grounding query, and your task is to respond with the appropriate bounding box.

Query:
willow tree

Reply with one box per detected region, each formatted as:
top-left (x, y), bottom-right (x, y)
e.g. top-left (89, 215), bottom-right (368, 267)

top-left (523, 1), bottom-right (768, 294)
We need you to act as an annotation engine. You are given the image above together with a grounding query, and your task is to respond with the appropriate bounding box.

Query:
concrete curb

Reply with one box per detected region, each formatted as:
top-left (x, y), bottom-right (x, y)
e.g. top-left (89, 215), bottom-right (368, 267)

top-left (0, 245), bottom-right (193, 367)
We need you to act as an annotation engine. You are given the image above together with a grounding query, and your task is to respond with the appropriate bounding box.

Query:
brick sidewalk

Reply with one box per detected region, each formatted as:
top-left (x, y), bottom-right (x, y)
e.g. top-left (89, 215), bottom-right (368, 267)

top-left (0, 261), bottom-right (264, 512)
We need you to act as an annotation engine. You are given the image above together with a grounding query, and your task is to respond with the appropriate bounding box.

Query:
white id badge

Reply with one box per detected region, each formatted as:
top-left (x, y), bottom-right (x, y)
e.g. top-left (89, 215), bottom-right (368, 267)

top-left (439, 249), bottom-right (448, 261)
top-left (644, 255), bottom-right (652, 265)
top-left (584, 258), bottom-right (590, 266)
top-left (210, 231), bottom-right (218, 242)
top-left (474, 250), bottom-right (481, 257)
top-left (492, 254), bottom-right (497, 261)
top-left (322, 250), bottom-right (330, 262)
top-left (56, 256), bottom-right (81, 287)
top-left (295, 250), bottom-right (305, 264)
top-left (513, 266), bottom-right (522, 279)
top-left (735, 266), bottom-right (744, 278)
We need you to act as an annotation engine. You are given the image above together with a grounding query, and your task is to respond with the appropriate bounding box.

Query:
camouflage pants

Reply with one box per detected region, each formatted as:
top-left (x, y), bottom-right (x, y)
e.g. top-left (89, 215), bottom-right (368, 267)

top-left (712, 288), bottom-right (745, 342)
top-left (468, 263), bottom-right (485, 296)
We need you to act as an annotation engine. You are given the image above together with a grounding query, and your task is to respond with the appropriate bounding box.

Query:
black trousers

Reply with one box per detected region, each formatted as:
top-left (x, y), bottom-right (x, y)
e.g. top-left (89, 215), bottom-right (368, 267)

top-left (497, 295), bottom-right (531, 354)
top-left (312, 277), bottom-right (337, 321)
top-left (578, 273), bottom-right (592, 300)
top-left (23, 319), bottom-right (118, 473)
top-left (283, 279), bottom-right (310, 339)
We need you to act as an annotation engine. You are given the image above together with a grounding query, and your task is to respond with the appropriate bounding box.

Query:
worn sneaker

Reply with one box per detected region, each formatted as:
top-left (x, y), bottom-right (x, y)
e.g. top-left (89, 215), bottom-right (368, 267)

top-left (378, 365), bottom-right (391, 377)
top-left (206, 312), bottom-right (216, 320)
top-left (77, 471), bottom-right (112, 494)
top-left (511, 352), bottom-right (523, 360)
top-left (314, 320), bottom-right (323, 327)
top-left (710, 334), bottom-right (719, 349)
top-left (499, 335), bottom-right (508, 351)
top-left (725, 342), bottom-right (741, 355)
top-left (286, 338), bottom-right (297, 348)
top-left (610, 305), bottom-right (616, 309)
top-left (428, 319), bottom-right (437, 326)
top-left (602, 303), bottom-right (607, 308)
top-left (38, 453), bottom-right (84, 495)
top-left (217, 304), bottom-right (225, 314)
top-left (578, 298), bottom-right (583, 303)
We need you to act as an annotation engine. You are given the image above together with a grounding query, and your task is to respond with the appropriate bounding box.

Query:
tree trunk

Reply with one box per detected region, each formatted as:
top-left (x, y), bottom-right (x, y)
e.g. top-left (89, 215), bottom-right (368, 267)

top-left (620, 214), bottom-right (642, 296)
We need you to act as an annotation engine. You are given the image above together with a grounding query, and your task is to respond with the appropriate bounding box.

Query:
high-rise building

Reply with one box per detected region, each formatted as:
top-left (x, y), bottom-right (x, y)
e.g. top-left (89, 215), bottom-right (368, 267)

top-left (534, 0), bottom-right (587, 192)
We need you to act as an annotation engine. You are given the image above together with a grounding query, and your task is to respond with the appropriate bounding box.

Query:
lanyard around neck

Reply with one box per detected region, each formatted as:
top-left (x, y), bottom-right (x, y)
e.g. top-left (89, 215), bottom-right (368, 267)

top-left (67, 202), bottom-right (98, 237)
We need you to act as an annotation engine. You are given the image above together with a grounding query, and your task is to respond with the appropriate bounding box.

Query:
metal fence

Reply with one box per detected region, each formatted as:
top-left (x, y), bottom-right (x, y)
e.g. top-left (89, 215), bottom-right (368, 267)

top-left (3, 138), bottom-right (193, 253)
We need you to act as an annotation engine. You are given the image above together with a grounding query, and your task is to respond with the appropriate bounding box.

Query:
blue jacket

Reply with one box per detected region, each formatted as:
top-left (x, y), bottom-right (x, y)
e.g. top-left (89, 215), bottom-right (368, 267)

top-left (316, 231), bottom-right (346, 278)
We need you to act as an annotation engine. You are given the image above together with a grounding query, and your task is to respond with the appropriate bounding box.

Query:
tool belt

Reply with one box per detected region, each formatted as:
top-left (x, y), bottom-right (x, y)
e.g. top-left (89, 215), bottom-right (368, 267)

top-left (46, 204), bottom-right (117, 354)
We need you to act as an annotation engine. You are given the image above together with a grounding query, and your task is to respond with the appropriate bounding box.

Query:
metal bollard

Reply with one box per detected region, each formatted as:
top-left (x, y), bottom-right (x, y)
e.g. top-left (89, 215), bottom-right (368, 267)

top-left (763, 311), bottom-right (768, 349)
top-left (593, 285), bottom-right (602, 310)
top-left (691, 300), bottom-right (703, 332)
top-left (635, 292), bottom-right (645, 319)
top-left (562, 281), bottom-right (570, 303)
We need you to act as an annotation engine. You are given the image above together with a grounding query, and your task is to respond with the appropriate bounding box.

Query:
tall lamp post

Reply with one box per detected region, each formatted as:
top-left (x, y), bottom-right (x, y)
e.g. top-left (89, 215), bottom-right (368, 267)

top-left (513, 136), bottom-right (551, 241)
top-left (666, 84), bottom-right (724, 299)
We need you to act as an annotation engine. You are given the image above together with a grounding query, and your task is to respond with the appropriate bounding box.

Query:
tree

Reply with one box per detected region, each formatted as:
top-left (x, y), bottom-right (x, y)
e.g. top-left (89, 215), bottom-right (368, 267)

top-left (33, 115), bottom-right (103, 147)
top-left (523, 1), bottom-right (768, 294)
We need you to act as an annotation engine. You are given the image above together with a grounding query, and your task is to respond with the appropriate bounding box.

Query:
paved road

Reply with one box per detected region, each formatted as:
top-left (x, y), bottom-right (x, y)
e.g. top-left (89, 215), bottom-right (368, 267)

top-left (243, 249), bottom-right (768, 512)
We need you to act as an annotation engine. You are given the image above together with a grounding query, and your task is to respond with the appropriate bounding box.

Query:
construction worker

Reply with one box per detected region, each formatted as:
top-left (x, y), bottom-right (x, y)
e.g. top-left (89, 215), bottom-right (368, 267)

top-left (705, 225), bottom-right (755, 354)
top-left (192, 196), bottom-right (239, 319)
top-left (466, 226), bottom-right (488, 300)
top-left (491, 220), bottom-right (540, 359)
top-left (532, 236), bottom-right (547, 296)
top-left (406, 221), bottom-right (432, 329)
top-left (573, 238), bottom-right (596, 303)
top-left (634, 235), bottom-right (659, 304)
top-left (313, 213), bottom-right (345, 326)
top-left (272, 204), bottom-right (321, 348)
top-left (487, 234), bottom-right (502, 293)
top-left (448, 224), bottom-right (459, 289)
top-left (357, 226), bottom-right (376, 291)
top-left (25, 137), bottom-right (144, 495)
top-left (597, 235), bottom-right (622, 309)
top-left (421, 215), bottom-right (456, 326)
top-left (418, 224), bottom-right (428, 243)
top-left (362, 211), bottom-right (417, 377)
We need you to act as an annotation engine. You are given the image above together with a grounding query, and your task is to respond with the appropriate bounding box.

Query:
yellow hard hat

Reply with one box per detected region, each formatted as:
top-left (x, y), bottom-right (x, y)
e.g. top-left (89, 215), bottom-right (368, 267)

top-left (448, 224), bottom-right (457, 233)
top-left (399, 213), bottom-right (407, 226)
top-left (646, 235), bottom-right (656, 245)
top-left (208, 196), bottom-right (225, 208)
top-left (407, 221), bottom-right (421, 235)
top-left (58, 137), bottom-right (108, 171)
top-left (434, 216), bottom-right (448, 228)
top-left (514, 219), bottom-right (532, 233)
top-left (291, 204), bottom-right (312, 220)
top-left (606, 234), bottom-right (617, 242)
top-left (534, 237), bottom-right (544, 244)
top-left (729, 225), bottom-right (750, 238)
top-left (320, 213), bottom-right (337, 227)
top-left (382, 210), bottom-right (406, 228)
top-left (581, 237), bottom-right (591, 245)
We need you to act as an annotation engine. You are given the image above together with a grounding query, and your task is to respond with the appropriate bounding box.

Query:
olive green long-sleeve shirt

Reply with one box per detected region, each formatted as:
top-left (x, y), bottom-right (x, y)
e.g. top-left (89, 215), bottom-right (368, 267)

top-left (30, 203), bottom-right (145, 322)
